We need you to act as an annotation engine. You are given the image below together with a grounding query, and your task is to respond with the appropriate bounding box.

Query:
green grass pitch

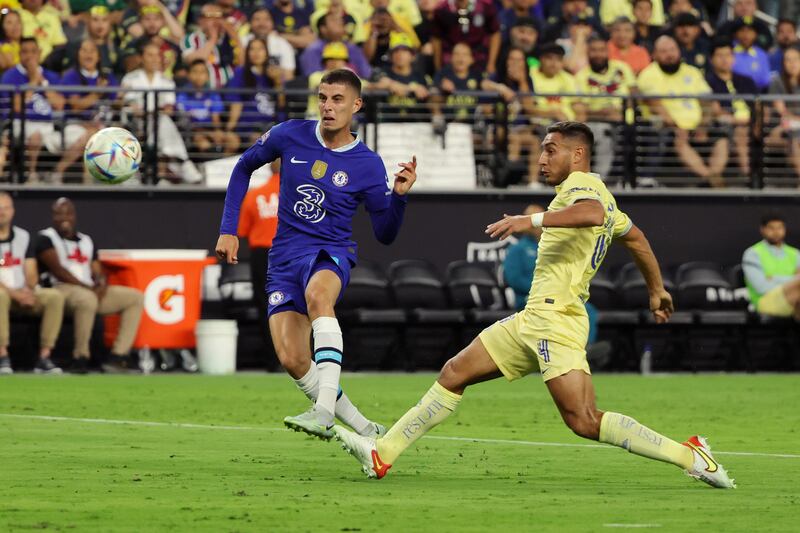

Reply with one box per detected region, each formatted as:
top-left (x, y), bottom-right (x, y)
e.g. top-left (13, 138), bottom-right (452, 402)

top-left (1, 373), bottom-right (798, 532)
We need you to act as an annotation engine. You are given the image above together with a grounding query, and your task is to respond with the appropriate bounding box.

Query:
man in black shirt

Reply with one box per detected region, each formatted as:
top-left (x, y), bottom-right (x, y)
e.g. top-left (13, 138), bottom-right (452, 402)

top-left (372, 34), bottom-right (431, 121)
top-left (672, 13), bottom-right (709, 70)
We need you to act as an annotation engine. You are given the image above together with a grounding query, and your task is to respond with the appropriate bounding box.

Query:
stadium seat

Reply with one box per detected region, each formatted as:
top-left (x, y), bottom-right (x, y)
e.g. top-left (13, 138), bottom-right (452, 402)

top-left (674, 261), bottom-right (733, 309)
top-left (339, 260), bottom-right (396, 310)
top-left (389, 259), bottom-right (449, 310)
top-left (445, 260), bottom-right (509, 325)
top-left (589, 268), bottom-right (618, 310)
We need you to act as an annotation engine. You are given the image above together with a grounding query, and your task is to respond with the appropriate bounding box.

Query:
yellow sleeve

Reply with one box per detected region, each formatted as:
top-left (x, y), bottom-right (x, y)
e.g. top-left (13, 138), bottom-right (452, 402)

top-left (636, 66), bottom-right (657, 94)
top-left (618, 62), bottom-right (636, 92)
top-left (612, 209), bottom-right (633, 238)
top-left (558, 172), bottom-right (604, 206)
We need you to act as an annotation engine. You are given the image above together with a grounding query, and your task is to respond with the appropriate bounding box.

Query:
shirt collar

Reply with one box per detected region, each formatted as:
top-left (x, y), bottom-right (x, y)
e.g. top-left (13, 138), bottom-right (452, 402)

top-left (314, 121), bottom-right (360, 152)
top-left (15, 64), bottom-right (42, 77)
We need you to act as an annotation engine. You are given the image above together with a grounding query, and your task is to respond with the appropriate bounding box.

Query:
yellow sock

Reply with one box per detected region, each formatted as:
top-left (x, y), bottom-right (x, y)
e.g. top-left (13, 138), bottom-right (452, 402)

top-left (599, 411), bottom-right (693, 470)
top-left (376, 381), bottom-right (462, 464)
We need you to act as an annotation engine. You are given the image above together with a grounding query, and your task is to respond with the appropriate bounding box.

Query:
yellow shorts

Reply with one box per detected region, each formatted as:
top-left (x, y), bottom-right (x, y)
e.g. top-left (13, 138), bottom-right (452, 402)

top-left (757, 285), bottom-right (794, 317)
top-left (478, 308), bottom-right (590, 382)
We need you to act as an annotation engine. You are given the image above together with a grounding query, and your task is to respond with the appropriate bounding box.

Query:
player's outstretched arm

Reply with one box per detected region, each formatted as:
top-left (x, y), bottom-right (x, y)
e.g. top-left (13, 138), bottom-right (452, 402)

top-left (485, 200), bottom-right (604, 240)
top-left (618, 224), bottom-right (674, 324)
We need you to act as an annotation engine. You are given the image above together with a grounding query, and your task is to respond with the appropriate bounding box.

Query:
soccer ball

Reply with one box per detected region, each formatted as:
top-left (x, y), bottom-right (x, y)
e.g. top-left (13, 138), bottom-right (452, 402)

top-left (83, 127), bottom-right (142, 184)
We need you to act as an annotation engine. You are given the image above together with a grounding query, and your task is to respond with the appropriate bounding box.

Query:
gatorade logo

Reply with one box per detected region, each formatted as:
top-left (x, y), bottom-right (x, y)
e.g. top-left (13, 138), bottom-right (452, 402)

top-left (144, 275), bottom-right (186, 325)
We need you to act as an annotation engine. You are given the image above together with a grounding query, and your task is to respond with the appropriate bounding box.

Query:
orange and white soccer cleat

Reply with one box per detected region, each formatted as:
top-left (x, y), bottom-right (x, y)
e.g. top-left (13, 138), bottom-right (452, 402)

top-left (682, 435), bottom-right (736, 489)
top-left (333, 425), bottom-right (392, 479)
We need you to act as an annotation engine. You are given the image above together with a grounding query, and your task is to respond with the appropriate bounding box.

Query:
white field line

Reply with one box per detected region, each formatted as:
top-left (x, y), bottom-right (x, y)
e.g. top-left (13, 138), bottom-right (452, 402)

top-left (1, 413), bottom-right (798, 460)
top-left (603, 524), bottom-right (662, 528)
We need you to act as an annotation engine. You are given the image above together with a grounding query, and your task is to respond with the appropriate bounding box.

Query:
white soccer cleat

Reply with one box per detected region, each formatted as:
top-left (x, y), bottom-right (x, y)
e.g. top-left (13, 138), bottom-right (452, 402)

top-left (683, 435), bottom-right (736, 489)
top-left (361, 422), bottom-right (386, 439)
top-left (333, 425), bottom-right (391, 479)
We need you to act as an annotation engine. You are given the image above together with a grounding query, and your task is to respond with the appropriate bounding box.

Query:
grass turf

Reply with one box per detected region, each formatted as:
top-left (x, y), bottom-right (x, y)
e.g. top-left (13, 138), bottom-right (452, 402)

top-left (1, 373), bottom-right (798, 532)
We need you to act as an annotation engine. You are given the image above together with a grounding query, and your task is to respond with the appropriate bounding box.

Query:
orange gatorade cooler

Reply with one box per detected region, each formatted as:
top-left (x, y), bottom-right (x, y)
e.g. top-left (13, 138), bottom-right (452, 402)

top-left (99, 250), bottom-right (216, 349)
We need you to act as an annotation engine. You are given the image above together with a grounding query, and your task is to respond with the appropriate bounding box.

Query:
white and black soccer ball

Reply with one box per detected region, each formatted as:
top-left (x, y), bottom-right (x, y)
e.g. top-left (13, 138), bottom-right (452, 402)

top-left (83, 127), bottom-right (142, 184)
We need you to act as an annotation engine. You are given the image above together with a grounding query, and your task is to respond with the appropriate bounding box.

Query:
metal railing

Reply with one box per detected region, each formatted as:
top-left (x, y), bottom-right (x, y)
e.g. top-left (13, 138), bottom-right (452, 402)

top-left (1, 84), bottom-right (798, 189)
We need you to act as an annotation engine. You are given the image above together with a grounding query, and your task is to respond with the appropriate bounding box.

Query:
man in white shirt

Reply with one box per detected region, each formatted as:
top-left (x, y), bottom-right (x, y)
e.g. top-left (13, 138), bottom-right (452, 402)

top-left (0, 192), bottom-right (64, 375)
top-left (120, 42), bottom-right (202, 184)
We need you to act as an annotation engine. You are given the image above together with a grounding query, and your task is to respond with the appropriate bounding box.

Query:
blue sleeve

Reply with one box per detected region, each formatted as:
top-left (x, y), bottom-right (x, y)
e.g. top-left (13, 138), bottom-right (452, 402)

top-left (364, 163), bottom-right (406, 245)
top-left (219, 124), bottom-right (285, 235)
top-left (502, 244), bottom-right (533, 295)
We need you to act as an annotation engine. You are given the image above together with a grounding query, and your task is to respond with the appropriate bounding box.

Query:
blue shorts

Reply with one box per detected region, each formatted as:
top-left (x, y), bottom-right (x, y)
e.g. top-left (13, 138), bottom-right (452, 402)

top-left (265, 250), bottom-right (352, 317)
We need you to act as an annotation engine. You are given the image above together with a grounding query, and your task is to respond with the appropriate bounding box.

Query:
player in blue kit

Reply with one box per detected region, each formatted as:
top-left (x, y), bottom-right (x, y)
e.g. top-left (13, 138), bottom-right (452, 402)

top-left (216, 69), bottom-right (418, 440)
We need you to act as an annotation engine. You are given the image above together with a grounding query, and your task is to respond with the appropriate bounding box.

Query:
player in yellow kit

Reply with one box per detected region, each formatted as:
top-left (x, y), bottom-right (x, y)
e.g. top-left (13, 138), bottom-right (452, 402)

top-left (333, 122), bottom-right (736, 489)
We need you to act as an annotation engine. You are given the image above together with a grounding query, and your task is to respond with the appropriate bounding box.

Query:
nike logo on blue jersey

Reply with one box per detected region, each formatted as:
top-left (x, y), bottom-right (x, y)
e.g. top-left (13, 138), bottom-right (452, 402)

top-left (290, 156), bottom-right (308, 164)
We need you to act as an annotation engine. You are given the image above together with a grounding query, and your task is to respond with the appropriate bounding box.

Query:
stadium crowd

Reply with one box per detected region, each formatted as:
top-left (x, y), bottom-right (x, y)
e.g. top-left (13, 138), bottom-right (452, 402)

top-left (0, 0), bottom-right (798, 186)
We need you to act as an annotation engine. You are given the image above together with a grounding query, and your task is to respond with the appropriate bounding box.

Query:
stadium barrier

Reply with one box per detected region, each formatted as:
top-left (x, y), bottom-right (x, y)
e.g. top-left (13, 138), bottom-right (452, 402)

top-left (2, 85), bottom-right (800, 189)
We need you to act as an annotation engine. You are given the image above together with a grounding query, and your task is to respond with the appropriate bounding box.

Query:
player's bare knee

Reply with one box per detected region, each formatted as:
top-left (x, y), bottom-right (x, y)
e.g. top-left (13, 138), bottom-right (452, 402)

top-left (437, 357), bottom-right (468, 393)
top-left (275, 347), bottom-right (308, 378)
top-left (304, 289), bottom-right (334, 319)
top-left (564, 410), bottom-right (601, 440)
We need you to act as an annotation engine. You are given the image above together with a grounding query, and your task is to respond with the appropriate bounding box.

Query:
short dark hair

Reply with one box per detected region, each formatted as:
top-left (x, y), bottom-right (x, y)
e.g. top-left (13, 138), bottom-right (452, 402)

top-left (761, 211), bottom-right (785, 227)
top-left (317, 13), bottom-right (330, 33)
top-left (546, 121), bottom-right (594, 154)
top-left (189, 58), bottom-right (207, 69)
top-left (777, 18), bottom-right (797, 30)
top-left (320, 68), bottom-right (362, 96)
top-left (709, 38), bottom-right (733, 57)
top-left (20, 36), bottom-right (38, 47)
top-left (586, 33), bottom-right (606, 46)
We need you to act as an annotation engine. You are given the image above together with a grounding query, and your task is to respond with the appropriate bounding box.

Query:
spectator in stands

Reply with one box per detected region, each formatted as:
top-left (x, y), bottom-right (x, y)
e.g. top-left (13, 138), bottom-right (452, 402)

top-left (482, 47), bottom-right (538, 183)
top-left (770, 19), bottom-right (798, 74)
top-left (608, 16), bottom-right (651, 74)
top-left (300, 13), bottom-right (371, 78)
top-left (238, 159), bottom-right (280, 346)
top-left (363, 6), bottom-right (420, 70)
top-left (632, 0), bottom-right (663, 52)
top-left (576, 34), bottom-right (636, 178)
top-left (541, 0), bottom-right (603, 45)
top-left (705, 40), bottom-right (757, 177)
top-left (530, 42), bottom-right (583, 124)
top-left (305, 41), bottom-right (356, 117)
top-left (498, 0), bottom-right (543, 43)
top-left (125, 0), bottom-right (184, 44)
top-left (665, 0), bottom-right (712, 36)
top-left (181, 3), bottom-right (240, 89)
top-left (731, 17), bottom-right (771, 91)
top-left (20, 0), bottom-right (65, 65)
top-left (124, 3), bottom-right (185, 79)
top-left (311, 0), bottom-right (365, 44)
top-left (743, 212), bottom-right (800, 320)
top-left (121, 42), bottom-right (202, 183)
top-left (243, 8), bottom-right (295, 80)
top-left (178, 59), bottom-right (239, 155)
top-left (718, 0), bottom-right (772, 52)
top-left (0, 192), bottom-right (64, 375)
top-left (366, 0), bottom-right (423, 31)
top-left (1, 37), bottom-right (94, 184)
top-left (672, 12), bottom-right (709, 70)
top-left (767, 46), bottom-right (800, 180)
top-left (496, 17), bottom-right (539, 78)
top-left (0, 8), bottom-right (22, 72)
top-left (372, 34), bottom-right (429, 121)
top-left (431, 41), bottom-right (482, 123)
top-left (226, 37), bottom-right (284, 147)
top-left (431, 0), bottom-right (501, 74)
top-left (269, 0), bottom-right (316, 51)
top-left (600, 0), bottom-right (664, 27)
top-left (36, 198), bottom-right (144, 374)
top-left (63, 6), bottom-right (121, 74)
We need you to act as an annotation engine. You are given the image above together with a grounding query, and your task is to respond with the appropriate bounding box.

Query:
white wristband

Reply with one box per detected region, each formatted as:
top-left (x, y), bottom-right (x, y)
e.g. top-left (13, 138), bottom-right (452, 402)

top-left (530, 212), bottom-right (545, 228)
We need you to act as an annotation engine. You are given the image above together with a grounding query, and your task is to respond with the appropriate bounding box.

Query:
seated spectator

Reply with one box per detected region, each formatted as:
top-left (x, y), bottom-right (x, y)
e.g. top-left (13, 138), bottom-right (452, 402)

top-left (311, 0), bottom-right (366, 44)
top-left (705, 40), bottom-right (757, 177)
top-left (19, 0), bottom-right (65, 65)
top-left (717, 0), bottom-right (773, 52)
top-left (600, 0), bottom-right (664, 27)
top-left (242, 8), bottom-right (295, 80)
top-left (0, 192), bottom-right (64, 375)
top-left (121, 42), bottom-right (202, 183)
top-left (372, 34), bottom-right (430, 121)
top-left (496, 16), bottom-right (539, 79)
top-left (530, 42), bottom-right (582, 123)
top-left (498, 0), bottom-right (544, 43)
top-left (608, 16), bottom-right (651, 74)
top-left (665, 0), bottom-right (712, 36)
top-left (124, 3), bottom-right (185, 79)
top-left (766, 46), bottom-right (800, 180)
top-left (1, 38), bottom-right (93, 184)
top-left (226, 38), bottom-right (284, 146)
top-left (743, 212), bottom-right (800, 320)
top-left (0, 8), bottom-right (22, 72)
top-left (541, 0), bottom-right (604, 45)
top-left (63, 6), bottom-right (123, 74)
top-left (576, 34), bottom-right (635, 178)
top-left (731, 17), bottom-right (770, 92)
top-left (300, 14), bottom-right (371, 78)
top-left (431, 0), bottom-right (501, 74)
top-left (363, 5), bottom-right (420, 69)
top-left (482, 47), bottom-right (538, 183)
top-left (36, 198), bottom-right (144, 374)
top-left (123, 0), bottom-right (185, 44)
top-left (672, 12), bottom-right (709, 70)
top-left (270, 0), bottom-right (316, 51)
top-left (432, 41), bottom-right (483, 123)
top-left (61, 40), bottom-right (115, 183)
top-left (181, 3), bottom-right (240, 88)
top-left (178, 59), bottom-right (238, 156)
top-left (637, 35), bottom-right (728, 187)
top-left (632, 0), bottom-right (663, 52)
top-left (770, 19), bottom-right (798, 74)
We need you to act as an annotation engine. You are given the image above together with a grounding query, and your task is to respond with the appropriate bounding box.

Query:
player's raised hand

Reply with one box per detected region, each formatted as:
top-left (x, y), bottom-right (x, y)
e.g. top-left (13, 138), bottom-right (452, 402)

top-left (649, 289), bottom-right (674, 324)
top-left (215, 234), bottom-right (239, 264)
top-left (485, 214), bottom-right (532, 240)
top-left (393, 155), bottom-right (417, 195)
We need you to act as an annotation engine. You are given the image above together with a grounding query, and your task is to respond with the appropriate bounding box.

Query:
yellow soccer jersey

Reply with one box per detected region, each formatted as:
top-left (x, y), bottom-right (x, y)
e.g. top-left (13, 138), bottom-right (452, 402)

top-left (526, 171), bottom-right (632, 312)
top-left (530, 68), bottom-right (578, 120)
top-left (575, 59), bottom-right (635, 113)
top-left (636, 62), bottom-right (711, 130)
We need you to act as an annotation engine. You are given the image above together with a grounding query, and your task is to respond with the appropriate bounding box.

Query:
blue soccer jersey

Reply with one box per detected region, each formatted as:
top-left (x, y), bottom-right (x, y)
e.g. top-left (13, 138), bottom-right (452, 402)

top-left (220, 119), bottom-right (407, 268)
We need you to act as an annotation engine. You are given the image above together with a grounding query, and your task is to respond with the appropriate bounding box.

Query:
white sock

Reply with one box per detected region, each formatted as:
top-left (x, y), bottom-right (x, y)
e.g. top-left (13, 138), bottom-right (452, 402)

top-left (312, 316), bottom-right (342, 425)
top-left (294, 362), bottom-right (372, 435)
